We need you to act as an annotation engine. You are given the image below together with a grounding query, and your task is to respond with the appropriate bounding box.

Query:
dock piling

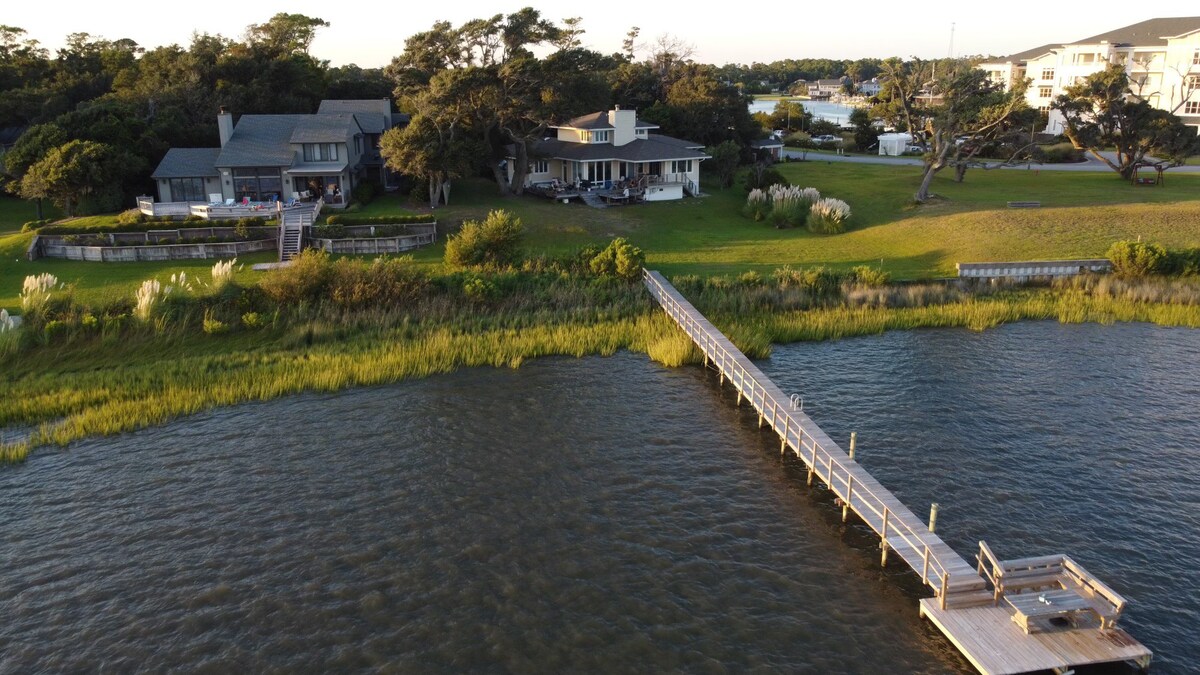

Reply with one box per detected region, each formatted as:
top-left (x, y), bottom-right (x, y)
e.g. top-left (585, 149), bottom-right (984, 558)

top-left (929, 503), bottom-right (940, 533)
top-left (849, 431), bottom-right (857, 459)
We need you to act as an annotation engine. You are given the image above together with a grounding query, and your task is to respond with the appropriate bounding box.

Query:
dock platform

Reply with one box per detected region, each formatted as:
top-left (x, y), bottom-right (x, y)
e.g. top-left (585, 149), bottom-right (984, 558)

top-left (643, 270), bottom-right (1152, 674)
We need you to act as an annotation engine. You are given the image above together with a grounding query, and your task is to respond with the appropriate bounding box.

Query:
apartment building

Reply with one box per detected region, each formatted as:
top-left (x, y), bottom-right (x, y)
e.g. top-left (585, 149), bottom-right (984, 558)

top-left (980, 17), bottom-right (1200, 134)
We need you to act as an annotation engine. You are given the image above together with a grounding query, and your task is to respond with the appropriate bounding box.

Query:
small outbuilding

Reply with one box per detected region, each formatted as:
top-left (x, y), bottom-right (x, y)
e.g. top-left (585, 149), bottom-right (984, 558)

top-left (877, 133), bottom-right (913, 156)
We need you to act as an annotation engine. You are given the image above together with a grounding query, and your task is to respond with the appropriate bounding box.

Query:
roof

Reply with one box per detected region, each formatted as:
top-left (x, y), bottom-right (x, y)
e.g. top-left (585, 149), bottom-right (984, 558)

top-left (751, 139), bottom-right (784, 148)
top-left (290, 114), bottom-right (359, 143)
top-left (288, 160), bottom-right (349, 175)
top-left (520, 134), bottom-right (709, 162)
top-left (151, 148), bottom-right (221, 178)
top-left (317, 99), bottom-right (390, 115)
top-left (983, 43), bottom-right (1059, 65)
top-left (216, 116), bottom-right (304, 167)
top-left (556, 111), bottom-right (659, 130)
top-left (392, 112), bottom-right (411, 127)
top-left (352, 112), bottom-right (388, 135)
top-left (1070, 17), bottom-right (1200, 46)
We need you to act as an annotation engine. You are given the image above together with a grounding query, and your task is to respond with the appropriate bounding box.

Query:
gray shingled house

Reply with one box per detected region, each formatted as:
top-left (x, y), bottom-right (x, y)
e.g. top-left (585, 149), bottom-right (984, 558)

top-left (150, 100), bottom-right (403, 208)
top-left (509, 107), bottom-right (709, 201)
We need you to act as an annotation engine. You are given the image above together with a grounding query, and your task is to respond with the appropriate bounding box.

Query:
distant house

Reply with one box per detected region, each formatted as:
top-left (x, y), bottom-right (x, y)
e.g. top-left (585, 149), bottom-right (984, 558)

top-left (509, 107), bottom-right (708, 201)
top-left (750, 137), bottom-right (784, 161)
top-left (808, 77), bottom-right (850, 99)
top-left (858, 78), bottom-right (882, 97)
top-left (149, 99), bottom-right (406, 208)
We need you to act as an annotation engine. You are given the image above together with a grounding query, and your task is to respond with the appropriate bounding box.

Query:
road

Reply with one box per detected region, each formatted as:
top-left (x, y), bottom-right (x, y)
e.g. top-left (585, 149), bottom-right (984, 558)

top-left (782, 149), bottom-right (1200, 173)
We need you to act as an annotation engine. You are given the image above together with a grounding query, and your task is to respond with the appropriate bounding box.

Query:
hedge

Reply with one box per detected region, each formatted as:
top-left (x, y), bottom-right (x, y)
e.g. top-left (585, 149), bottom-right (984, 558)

top-left (40, 217), bottom-right (271, 236)
top-left (325, 214), bottom-right (435, 225)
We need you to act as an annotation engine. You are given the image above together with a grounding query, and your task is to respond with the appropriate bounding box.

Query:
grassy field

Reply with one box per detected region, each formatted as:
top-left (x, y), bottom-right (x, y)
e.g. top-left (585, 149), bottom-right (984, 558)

top-left (3, 163), bottom-right (1200, 312)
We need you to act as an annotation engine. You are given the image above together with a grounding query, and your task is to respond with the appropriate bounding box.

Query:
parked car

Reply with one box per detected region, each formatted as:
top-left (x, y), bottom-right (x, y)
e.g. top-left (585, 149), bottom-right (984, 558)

top-left (813, 134), bottom-right (841, 144)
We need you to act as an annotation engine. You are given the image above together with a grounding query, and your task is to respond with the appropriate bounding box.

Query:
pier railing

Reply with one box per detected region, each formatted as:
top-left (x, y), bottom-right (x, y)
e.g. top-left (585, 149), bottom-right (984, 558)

top-left (644, 270), bottom-right (962, 603)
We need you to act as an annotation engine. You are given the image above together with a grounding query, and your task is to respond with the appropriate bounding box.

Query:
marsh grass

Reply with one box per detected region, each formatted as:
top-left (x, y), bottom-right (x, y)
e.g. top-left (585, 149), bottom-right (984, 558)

top-left (5, 265), bottom-right (1200, 463)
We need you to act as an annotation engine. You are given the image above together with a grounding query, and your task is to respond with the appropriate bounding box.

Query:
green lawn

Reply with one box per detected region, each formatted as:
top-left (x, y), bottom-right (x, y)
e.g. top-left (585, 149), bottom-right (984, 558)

top-left (4, 163), bottom-right (1200, 312)
top-left (0, 197), bottom-right (59, 234)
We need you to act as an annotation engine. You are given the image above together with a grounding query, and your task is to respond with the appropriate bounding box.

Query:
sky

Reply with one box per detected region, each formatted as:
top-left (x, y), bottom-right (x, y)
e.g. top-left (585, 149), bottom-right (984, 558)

top-left (7, 1), bottom-right (1200, 67)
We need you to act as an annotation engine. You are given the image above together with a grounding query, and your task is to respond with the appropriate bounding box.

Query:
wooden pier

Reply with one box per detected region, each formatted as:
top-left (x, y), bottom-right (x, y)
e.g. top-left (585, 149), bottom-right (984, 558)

top-left (643, 270), bottom-right (1153, 675)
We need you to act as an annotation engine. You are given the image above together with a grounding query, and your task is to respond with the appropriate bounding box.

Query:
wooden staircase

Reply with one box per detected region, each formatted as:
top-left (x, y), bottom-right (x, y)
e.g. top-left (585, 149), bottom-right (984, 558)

top-left (278, 209), bottom-right (312, 261)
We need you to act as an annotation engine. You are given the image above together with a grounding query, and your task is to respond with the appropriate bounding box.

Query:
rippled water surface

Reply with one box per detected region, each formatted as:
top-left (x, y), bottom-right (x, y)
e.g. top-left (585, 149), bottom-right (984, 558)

top-left (2, 321), bottom-right (1197, 673)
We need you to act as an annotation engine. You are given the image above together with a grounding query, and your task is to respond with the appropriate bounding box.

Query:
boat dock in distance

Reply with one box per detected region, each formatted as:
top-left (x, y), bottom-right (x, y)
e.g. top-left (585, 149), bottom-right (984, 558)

top-left (642, 270), bottom-right (1152, 675)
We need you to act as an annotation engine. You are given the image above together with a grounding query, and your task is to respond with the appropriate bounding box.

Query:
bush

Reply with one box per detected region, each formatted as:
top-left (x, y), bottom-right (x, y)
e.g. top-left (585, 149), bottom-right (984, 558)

top-left (116, 209), bottom-right (147, 226)
top-left (327, 257), bottom-right (428, 309)
top-left (1039, 142), bottom-right (1084, 164)
top-left (743, 166), bottom-right (786, 193)
top-left (352, 181), bottom-right (380, 205)
top-left (808, 198), bottom-right (852, 234)
top-left (1162, 247), bottom-right (1200, 276)
top-left (21, 219), bottom-right (51, 232)
top-left (241, 312), bottom-right (264, 329)
top-left (40, 218), bottom-right (272, 236)
top-left (850, 265), bottom-right (890, 287)
top-left (742, 189), bottom-right (771, 221)
top-left (202, 310), bottom-right (229, 335)
top-left (326, 214), bottom-right (433, 226)
top-left (444, 210), bottom-right (524, 268)
top-left (259, 249), bottom-right (334, 304)
top-left (313, 224), bottom-right (346, 239)
top-left (588, 238), bottom-right (645, 281)
top-left (1107, 240), bottom-right (1166, 278)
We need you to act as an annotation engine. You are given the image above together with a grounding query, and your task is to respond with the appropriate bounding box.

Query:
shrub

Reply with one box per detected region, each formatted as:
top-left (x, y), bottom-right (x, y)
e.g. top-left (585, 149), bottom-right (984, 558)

top-left (185, 215), bottom-right (204, 222)
top-left (767, 185), bottom-right (820, 228)
top-left (116, 209), bottom-right (147, 226)
top-left (211, 259), bottom-right (237, 291)
top-left (1107, 240), bottom-right (1166, 278)
top-left (444, 209), bottom-right (524, 268)
top-left (588, 238), bottom-right (645, 281)
top-left (743, 166), bottom-right (786, 193)
top-left (313, 224), bottom-right (346, 239)
top-left (738, 270), bottom-right (764, 287)
top-left (352, 181), bottom-right (381, 205)
top-left (241, 311), bottom-right (263, 329)
top-left (134, 279), bottom-right (170, 322)
top-left (850, 265), bottom-right (890, 287)
top-left (1039, 142), bottom-right (1084, 164)
top-left (21, 219), bottom-right (51, 232)
top-left (1162, 247), bottom-right (1200, 276)
top-left (328, 257), bottom-right (427, 309)
top-left (809, 198), bottom-right (852, 234)
top-left (742, 189), bottom-right (771, 221)
top-left (462, 276), bottom-right (498, 302)
top-left (21, 273), bottom-right (58, 314)
top-left (202, 310), bottom-right (229, 335)
top-left (326, 214), bottom-right (432, 226)
top-left (259, 249), bottom-right (333, 304)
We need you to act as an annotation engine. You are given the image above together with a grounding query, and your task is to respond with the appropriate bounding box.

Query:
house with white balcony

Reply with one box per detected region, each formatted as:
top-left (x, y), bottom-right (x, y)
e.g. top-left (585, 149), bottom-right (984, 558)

top-left (980, 17), bottom-right (1200, 134)
top-left (509, 107), bottom-right (708, 202)
top-left (147, 100), bottom-right (404, 215)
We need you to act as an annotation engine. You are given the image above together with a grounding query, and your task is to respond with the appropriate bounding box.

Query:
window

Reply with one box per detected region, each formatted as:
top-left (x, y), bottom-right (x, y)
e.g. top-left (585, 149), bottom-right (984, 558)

top-left (671, 160), bottom-right (693, 173)
top-left (592, 130), bottom-right (610, 143)
top-left (1041, 68), bottom-right (1054, 81)
top-left (1187, 75), bottom-right (1200, 91)
top-left (635, 129), bottom-right (647, 137)
top-left (1193, 50), bottom-right (1199, 66)
top-left (303, 143), bottom-right (338, 162)
top-left (1185, 101), bottom-right (1200, 115)
top-left (532, 159), bottom-right (549, 173)
top-left (355, 136), bottom-right (363, 154)
top-left (1074, 53), bottom-right (1095, 64)
top-left (167, 177), bottom-right (206, 202)
top-left (1037, 105), bottom-right (1051, 114)
top-left (233, 167), bottom-right (282, 202)
top-left (1038, 86), bottom-right (1053, 98)
top-left (580, 131), bottom-right (590, 142)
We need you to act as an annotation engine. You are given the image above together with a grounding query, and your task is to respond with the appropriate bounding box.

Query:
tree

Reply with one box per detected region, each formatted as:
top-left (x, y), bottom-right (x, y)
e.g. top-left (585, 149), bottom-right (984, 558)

top-left (874, 58), bottom-right (1031, 202)
top-left (380, 108), bottom-right (478, 209)
top-left (1054, 63), bottom-right (1200, 179)
top-left (849, 108), bottom-right (879, 152)
top-left (245, 13), bottom-right (329, 56)
top-left (706, 140), bottom-right (741, 188)
top-left (18, 140), bottom-right (119, 216)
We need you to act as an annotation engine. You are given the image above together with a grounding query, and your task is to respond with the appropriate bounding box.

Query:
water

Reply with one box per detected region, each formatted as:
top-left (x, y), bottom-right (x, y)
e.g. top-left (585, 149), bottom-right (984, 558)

top-left (748, 98), bottom-right (856, 125)
top-left (2, 321), bottom-right (1197, 673)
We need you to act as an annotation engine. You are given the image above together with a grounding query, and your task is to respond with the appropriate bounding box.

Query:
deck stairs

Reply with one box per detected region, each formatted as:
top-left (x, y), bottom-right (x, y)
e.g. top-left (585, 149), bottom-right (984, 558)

top-left (279, 209), bottom-right (312, 261)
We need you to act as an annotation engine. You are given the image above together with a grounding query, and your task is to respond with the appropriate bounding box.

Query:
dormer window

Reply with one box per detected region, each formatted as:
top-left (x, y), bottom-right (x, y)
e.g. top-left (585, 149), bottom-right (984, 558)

top-left (636, 129), bottom-right (647, 137)
top-left (303, 143), bottom-right (338, 161)
top-left (592, 130), bottom-right (610, 143)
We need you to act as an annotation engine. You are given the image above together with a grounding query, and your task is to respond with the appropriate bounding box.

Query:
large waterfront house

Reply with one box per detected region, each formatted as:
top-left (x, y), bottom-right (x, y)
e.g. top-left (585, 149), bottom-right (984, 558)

top-left (149, 99), bottom-right (405, 208)
top-left (508, 107), bottom-right (708, 202)
top-left (979, 17), bottom-right (1200, 134)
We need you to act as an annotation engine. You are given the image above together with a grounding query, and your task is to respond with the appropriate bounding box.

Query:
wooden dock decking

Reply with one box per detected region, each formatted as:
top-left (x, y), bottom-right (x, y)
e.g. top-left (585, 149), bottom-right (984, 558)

top-left (642, 270), bottom-right (1153, 674)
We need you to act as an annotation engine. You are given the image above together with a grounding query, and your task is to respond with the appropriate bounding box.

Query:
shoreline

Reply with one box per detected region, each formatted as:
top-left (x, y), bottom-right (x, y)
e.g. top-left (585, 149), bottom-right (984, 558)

top-left (4, 280), bottom-right (1200, 464)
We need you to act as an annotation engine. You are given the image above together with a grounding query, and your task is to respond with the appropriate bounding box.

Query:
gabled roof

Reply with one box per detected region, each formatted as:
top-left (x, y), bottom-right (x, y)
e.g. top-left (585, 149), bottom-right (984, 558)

top-left (352, 113), bottom-right (388, 135)
top-left (1070, 16), bottom-right (1200, 46)
top-left (317, 100), bottom-right (393, 134)
top-left (556, 111), bottom-right (660, 130)
top-left (151, 148), bottom-right (220, 178)
top-left (751, 138), bottom-right (784, 149)
top-left (216, 116), bottom-right (304, 167)
top-left (521, 134), bottom-right (709, 162)
top-left (983, 43), bottom-right (1059, 65)
top-left (290, 114), bottom-right (359, 143)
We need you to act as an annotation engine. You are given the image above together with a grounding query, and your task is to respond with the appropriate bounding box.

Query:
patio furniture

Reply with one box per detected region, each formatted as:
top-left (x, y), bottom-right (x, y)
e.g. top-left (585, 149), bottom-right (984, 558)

top-left (224, 198), bottom-right (236, 207)
top-left (208, 193), bottom-right (223, 205)
top-left (1006, 588), bottom-right (1094, 634)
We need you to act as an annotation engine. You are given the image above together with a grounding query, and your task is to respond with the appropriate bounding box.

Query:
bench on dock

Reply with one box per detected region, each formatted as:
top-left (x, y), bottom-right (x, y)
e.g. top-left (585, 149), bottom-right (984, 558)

top-left (977, 541), bottom-right (1128, 630)
top-left (1006, 201), bottom-right (1041, 208)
